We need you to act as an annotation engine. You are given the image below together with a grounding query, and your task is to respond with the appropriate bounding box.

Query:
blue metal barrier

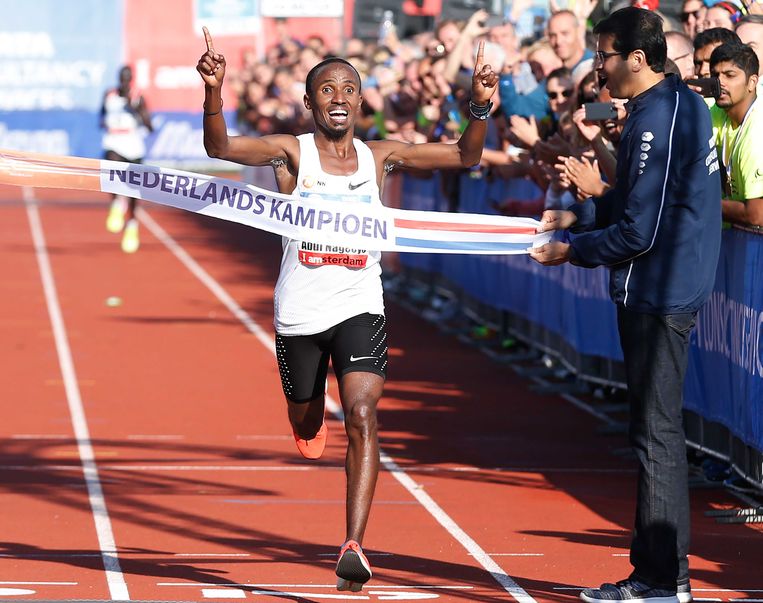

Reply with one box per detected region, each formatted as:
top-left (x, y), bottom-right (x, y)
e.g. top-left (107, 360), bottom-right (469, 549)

top-left (398, 173), bottom-right (763, 485)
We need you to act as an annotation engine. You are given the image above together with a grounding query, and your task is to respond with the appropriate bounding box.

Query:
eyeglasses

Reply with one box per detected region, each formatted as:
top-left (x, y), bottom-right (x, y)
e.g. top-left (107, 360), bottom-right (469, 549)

top-left (595, 50), bottom-right (626, 63)
top-left (548, 89), bottom-right (573, 100)
top-left (680, 9), bottom-right (702, 22)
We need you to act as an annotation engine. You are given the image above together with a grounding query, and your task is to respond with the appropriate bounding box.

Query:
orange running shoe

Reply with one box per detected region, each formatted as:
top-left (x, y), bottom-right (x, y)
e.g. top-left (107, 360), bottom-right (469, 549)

top-left (335, 539), bottom-right (372, 592)
top-left (292, 421), bottom-right (327, 459)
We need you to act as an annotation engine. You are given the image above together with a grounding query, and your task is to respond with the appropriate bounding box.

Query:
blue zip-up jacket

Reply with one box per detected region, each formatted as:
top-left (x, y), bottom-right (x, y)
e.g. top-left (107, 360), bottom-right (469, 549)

top-left (569, 74), bottom-right (722, 314)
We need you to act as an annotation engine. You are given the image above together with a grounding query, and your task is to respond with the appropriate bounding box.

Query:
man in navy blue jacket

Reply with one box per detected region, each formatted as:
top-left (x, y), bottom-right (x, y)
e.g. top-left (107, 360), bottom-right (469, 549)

top-left (530, 7), bottom-right (721, 603)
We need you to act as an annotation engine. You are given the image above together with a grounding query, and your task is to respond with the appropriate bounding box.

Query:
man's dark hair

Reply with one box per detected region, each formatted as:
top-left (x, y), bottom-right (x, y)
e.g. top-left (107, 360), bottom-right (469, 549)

top-left (593, 7), bottom-right (667, 73)
top-left (710, 42), bottom-right (760, 79)
top-left (305, 57), bottom-right (361, 99)
top-left (693, 27), bottom-right (740, 51)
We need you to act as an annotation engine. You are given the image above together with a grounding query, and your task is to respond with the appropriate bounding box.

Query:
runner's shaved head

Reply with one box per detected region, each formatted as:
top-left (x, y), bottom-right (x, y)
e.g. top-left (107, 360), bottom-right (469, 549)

top-left (306, 57), bottom-right (361, 99)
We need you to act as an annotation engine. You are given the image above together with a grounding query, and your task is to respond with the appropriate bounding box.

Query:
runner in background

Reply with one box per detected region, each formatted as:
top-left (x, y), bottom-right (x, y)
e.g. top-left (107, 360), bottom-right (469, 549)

top-left (196, 27), bottom-right (497, 593)
top-left (102, 65), bottom-right (153, 253)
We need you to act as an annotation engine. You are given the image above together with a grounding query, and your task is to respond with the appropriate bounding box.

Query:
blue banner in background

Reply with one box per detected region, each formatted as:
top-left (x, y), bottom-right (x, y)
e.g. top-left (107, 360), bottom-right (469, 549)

top-left (438, 252), bottom-right (621, 361)
top-left (0, 1), bottom-right (123, 112)
top-left (145, 111), bottom-right (239, 169)
top-left (0, 109), bottom-right (238, 166)
top-left (398, 174), bottom-right (445, 275)
top-left (400, 174), bottom-right (763, 452)
top-left (0, 111), bottom-right (97, 157)
top-left (0, 0), bottom-right (123, 157)
top-left (686, 229), bottom-right (763, 451)
top-left (400, 174), bottom-right (622, 361)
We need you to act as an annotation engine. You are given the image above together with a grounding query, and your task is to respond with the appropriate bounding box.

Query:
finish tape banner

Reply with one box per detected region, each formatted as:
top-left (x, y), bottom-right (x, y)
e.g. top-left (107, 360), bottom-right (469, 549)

top-left (0, 149), bottom-right (551, 254)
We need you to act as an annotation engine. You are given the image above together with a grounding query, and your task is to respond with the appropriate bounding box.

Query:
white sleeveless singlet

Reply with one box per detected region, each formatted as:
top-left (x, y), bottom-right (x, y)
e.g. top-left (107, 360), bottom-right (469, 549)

top-left (101, 89), bottom-right (146, 161)
top-left (273, 134), bottom-right (384, 336)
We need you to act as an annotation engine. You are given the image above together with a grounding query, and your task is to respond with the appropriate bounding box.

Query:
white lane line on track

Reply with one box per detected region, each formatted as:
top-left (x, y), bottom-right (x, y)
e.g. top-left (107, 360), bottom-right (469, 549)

top-left (317, 553), bottom-right (394, 557)
top-left (202, 589), bottom-right (247, 599)
top-left (174, 553), bottom-right (252, 557)
top-left (201, 588), bottom-right (246, 599)
top-left (0, 589), bottom-right (36, 597)
top-left (25, 187), bottom-right (130, 601)
top-left (476, 553), bottom-right (544, 557)
top-left (140, 210), bottom-right (537, 603)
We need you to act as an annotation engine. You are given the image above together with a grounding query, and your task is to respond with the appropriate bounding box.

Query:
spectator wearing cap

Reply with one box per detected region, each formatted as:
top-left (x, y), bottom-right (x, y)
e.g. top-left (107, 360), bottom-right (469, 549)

top-left (547, 10), bottom-right (595, 71)
top-left (709, 42), bottom-right (763, 227)
top-left (681, 0), bottom-right (707, 37)
top-left (735, 15), bottom-right (763, 74)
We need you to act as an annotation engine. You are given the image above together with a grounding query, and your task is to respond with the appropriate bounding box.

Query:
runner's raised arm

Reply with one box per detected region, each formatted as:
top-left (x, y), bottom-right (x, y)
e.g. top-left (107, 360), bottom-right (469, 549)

top-left (196, 27), bottom-right (297, 168)
top-left (370, 39), bottom-right (499, 172)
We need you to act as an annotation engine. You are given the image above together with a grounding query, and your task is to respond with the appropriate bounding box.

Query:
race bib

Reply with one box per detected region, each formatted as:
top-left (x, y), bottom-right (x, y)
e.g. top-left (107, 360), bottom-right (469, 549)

top-left (298, 241), bottom-right (369, 268)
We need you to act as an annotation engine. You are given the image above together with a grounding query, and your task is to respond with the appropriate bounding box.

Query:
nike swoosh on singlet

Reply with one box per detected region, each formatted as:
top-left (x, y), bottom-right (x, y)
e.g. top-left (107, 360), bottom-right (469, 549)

top-left (348, 180), bottom-right (370, 190)
top-left (349, 355), bottom-right (378, 362)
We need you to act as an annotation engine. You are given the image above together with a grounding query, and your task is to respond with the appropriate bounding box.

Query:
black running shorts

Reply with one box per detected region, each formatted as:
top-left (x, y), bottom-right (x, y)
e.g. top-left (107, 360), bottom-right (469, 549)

top-left (275, 313), bottom-right (388, 403)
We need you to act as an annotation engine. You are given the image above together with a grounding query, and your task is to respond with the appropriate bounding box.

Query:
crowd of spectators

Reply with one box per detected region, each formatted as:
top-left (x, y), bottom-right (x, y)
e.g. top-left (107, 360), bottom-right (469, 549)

top-left (227, 0), bottom-right (763, 230)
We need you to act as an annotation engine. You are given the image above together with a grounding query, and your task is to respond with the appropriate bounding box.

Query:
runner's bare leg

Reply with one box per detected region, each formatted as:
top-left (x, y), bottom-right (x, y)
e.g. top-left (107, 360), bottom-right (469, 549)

top-left (339, 371), bottom-right (383, 543)
top-left (287, 395), bottom-right (325, 439)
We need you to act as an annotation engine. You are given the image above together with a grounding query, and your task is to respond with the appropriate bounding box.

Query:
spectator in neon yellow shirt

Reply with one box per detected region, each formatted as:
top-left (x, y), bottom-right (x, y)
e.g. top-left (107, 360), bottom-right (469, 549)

top-left (710, 42), bottom-right (763, 228)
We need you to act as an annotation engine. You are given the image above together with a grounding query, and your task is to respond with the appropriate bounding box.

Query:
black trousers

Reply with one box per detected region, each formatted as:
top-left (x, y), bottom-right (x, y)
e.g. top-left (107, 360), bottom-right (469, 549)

top-left (617, 307), bottom-right (696, 588)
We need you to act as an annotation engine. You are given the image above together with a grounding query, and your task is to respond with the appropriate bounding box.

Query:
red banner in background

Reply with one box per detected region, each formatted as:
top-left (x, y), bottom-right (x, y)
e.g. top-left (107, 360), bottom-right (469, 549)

top-left (123, 0), bottom-right (343, 113)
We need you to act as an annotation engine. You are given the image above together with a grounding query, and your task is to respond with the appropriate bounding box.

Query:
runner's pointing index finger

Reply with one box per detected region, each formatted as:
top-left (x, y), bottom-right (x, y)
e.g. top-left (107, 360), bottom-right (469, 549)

top-left (203, 26), bottom-right (215, 54)
top-left (474, 39), bottom-right (485, 74)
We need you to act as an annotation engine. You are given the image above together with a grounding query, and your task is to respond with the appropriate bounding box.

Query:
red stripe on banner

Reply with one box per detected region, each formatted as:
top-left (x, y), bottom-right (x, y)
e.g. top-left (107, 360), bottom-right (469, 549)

top-left (394, 218), bottom-right (536, 235)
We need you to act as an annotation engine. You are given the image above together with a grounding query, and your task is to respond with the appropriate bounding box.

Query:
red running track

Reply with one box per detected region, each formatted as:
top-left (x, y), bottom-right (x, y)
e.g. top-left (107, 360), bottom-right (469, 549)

top-left (0, 183), bottom-right (760, 603)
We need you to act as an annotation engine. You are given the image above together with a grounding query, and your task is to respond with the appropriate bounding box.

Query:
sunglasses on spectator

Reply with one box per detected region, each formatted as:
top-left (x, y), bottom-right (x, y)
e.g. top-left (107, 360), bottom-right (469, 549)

top-left (548, 89), bottom-right (573, 100)
top-left (680, 9), bottom-right (702, 21)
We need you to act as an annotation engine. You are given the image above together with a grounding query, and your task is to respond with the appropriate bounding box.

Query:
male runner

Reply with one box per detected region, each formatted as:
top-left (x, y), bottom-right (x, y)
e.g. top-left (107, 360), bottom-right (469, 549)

top-left (196, 28), bottom-right (497, 591)
top-left (102, 65), bottom-right (153, 253)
